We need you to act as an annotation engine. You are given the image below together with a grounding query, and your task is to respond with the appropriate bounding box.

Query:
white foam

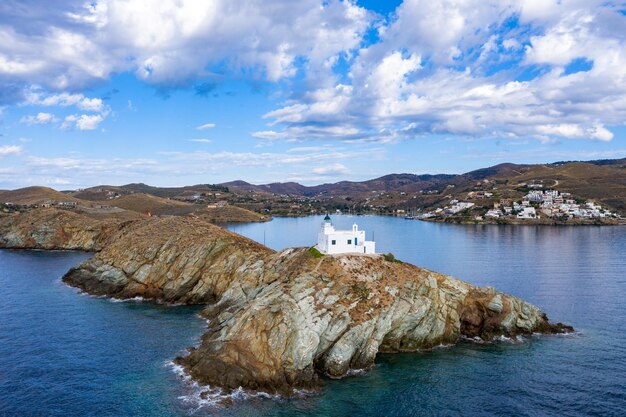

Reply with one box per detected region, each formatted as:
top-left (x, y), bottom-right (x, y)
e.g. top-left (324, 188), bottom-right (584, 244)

top-left (460, 335), bottom-right (523, 344)
top-left (109, 296), bottom-right (145, 303)
top-left (164, 359), bottom-right (316, 411)
top-left (345, 368), bottom-right (370, 377)
top-left (164, 359), bottom-right (289, 411)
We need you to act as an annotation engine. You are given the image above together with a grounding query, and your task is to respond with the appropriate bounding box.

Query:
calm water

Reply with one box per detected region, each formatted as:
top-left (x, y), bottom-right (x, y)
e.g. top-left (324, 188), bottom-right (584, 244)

top-left (1, 216), bottom-right (625, 416)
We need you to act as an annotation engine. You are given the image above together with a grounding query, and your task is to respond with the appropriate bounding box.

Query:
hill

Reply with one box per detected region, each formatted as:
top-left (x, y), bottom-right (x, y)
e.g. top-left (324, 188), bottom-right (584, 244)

top-left (0, 186), bottom-right (82, 205)
top-left (100, 193), bottom-right (195, 215)
top-left (7, 157), bottom-right (624, 217)
top-left (97, 193), bottom-right (269, 222)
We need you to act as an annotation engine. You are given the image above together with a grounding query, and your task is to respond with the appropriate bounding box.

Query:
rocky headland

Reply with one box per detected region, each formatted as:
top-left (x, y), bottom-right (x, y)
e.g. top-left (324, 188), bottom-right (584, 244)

top-left (0, 208), bottom-right (133, 251)
top-left (60, 216), bottom-right (573, 395)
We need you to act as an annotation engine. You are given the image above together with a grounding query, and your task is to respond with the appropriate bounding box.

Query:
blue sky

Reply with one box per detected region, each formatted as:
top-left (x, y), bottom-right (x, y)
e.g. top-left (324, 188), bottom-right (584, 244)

top-left (0, 0), bottom-right (625, 189)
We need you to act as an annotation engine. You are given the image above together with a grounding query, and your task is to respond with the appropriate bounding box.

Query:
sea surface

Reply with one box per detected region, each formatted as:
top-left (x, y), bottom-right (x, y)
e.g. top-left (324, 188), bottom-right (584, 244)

top-left (1, 215), bottom-right (625, 416)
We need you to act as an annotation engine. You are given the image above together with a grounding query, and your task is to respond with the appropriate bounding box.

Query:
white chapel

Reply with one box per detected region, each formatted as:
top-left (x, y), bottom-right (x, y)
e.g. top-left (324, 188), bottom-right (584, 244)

top-left (316, 214), bottom-right (376, 255)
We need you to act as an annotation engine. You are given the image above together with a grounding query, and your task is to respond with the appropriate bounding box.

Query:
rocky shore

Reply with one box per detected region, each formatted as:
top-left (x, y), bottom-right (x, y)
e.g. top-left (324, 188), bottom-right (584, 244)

top-left (60, 216), bottom-right (573, 395)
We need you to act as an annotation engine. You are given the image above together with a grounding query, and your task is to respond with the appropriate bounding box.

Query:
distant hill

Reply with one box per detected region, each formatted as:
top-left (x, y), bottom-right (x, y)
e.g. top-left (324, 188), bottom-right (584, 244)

top-left (100, 193), bottom-right (195, 216)
top-left (0, 186), bottom-right (83, 205)
top-left (6, 157), bottom-right (624, 215)
top-left (222, 173), bottom-right (458, 197)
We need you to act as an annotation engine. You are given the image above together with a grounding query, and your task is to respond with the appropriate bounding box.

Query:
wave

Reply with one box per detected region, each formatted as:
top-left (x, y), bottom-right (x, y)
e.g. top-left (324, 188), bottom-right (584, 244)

top-left (164, 360), bottom-right (311, 411)
top-left (462, 330), bottom-right (582, 345)
top-left (109, 296), bottom-right (146, 303)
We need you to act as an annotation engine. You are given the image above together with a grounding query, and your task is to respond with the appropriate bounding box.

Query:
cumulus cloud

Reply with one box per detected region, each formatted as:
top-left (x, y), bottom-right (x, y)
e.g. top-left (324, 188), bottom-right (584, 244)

top-left (1, 0), bottom-right (624, 144)
top-left (19, 87), bottom-right (110, 130)
top-left (20, 112), bottom-right (57, 125)
top-left (61, 113), bottom-right (105, 130)
top-left (256, 0), bottom-right (626, 143)
top-left (0, 144), bottom-right (22, 156)
top-left (312, 163), bottom-right (350, 176)
top-left (24, 89), bottom-right (104, 112)
top-left (0, 0), bottom-right (371, 95)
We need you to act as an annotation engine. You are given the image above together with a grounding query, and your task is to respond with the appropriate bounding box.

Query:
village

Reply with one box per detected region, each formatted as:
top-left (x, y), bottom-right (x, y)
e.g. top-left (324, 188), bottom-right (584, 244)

top-left (419, 186), bottom-right (621, 223)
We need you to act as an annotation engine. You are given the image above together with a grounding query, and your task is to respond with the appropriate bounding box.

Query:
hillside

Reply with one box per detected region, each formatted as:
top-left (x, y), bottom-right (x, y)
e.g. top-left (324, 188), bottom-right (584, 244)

top-left (0, 186), bottom-right (83, 205)
top-left (98, 193), bottom-right (269, 221)
top-left (99, 193), bottom-right (195, 215)
top-left (6, 157), bottom-right (623, 218)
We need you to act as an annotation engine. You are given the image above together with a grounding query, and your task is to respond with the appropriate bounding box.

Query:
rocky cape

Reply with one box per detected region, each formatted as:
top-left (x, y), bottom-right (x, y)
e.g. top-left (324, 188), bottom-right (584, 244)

top-left (0, 208), bottom-right (133, 251)
top-left (60, 216), bottom-right (573, 395)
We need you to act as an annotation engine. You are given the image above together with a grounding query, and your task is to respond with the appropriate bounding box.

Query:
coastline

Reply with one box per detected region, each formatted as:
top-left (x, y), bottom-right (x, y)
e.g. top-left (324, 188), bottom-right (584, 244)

top-left (418, 216), bottom-right (626, 226)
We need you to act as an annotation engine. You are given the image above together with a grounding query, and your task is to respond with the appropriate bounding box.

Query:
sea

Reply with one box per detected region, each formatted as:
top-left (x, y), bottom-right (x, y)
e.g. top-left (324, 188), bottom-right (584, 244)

top-left (1, 215), bottom-right (625, 416)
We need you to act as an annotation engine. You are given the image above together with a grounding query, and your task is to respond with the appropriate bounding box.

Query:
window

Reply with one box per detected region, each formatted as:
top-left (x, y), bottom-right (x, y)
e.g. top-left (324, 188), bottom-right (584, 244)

top-left (347, 239), bottom-right (352, 244)
top-left (331, 240), bottom-right (336, 245)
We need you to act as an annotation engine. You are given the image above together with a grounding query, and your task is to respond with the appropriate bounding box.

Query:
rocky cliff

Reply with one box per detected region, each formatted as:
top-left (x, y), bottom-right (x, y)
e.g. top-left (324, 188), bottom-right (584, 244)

top-left (0, 208), bottom-right (131, 251)
top-left (62, 216), bottom-right (572, 395)
top-left (63, 216), bottom-right (273, 303)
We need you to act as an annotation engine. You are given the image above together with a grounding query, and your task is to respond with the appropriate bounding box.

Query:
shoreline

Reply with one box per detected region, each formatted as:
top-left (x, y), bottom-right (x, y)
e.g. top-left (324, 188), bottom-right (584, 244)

top-left (418, 216), bottom-right (625, 226)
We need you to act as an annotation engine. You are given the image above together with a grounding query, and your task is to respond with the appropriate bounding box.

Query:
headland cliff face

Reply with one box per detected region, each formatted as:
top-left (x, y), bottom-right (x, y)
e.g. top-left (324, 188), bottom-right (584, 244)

top-left (62, 216), bottom-right (572, 394)
top-left (0, 208), bottom-right (130, 251)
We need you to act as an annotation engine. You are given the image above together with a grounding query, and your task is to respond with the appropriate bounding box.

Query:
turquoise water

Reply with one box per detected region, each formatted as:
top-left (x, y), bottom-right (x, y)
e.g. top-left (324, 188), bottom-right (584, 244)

top-left (1, 216), bottom-right (625, 416)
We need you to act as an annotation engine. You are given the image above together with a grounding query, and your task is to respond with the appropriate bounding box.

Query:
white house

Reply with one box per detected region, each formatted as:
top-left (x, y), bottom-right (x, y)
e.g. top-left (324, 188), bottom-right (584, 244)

top-left (316, 215), bottom-right (376, 255)
top-left (516, 207), bottom-right (538, 219)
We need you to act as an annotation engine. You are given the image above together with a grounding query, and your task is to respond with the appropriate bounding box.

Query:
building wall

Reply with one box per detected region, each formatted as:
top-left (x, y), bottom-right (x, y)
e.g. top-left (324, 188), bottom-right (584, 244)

top-left (316, 222), bottom-right (375, 254)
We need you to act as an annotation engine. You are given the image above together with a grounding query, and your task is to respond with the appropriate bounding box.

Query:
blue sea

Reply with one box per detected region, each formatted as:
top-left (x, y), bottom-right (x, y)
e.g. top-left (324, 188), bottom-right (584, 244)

top-left (1, 215), bottom-right (625, 416)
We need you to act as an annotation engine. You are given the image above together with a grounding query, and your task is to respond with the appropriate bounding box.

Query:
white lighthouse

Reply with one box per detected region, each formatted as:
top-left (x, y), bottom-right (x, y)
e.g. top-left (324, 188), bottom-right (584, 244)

top-left (316, 214), bottom-right (376, 255)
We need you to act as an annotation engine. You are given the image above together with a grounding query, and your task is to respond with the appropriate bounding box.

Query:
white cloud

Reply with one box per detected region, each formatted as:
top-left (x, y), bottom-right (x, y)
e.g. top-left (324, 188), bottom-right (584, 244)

top-left (256, 1), bottom-right (626, 143)
top-left (312, 163), bottom-right (350, 176)
top-left (1, 0), bottom-right (624, 145)
top-left (287, 146), bottom-right (331, 153)
top-left (9, 145), bottom-right (382, 188)
top-left (20, 112), bottom-right (58, 125)
top-left (196, 123), bottom-right (215, 130)
top-left (0, 0), bottom-right (371, 93)
top-left (24, 89), bottom-right (104, 112)
top-left (0, 145), bottom-right (22, 156)
top-left (189, 138), bottom-right (212, 143)
top-left (19, 87), bottom-right (110, 130)
top-left (61, 114), bottom-right (105, 130)
top-left (160, 146), bottom-right (383, 169)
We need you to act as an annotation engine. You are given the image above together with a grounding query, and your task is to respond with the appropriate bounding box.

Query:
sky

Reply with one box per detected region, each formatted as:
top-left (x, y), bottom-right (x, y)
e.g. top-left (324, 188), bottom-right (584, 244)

top-left (0, 0), bottom-right (625, 189)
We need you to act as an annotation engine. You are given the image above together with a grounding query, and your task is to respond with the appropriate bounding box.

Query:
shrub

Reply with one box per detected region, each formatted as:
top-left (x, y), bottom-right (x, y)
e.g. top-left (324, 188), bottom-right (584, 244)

top-left (383, 252), bottom-right (403, 263)
top-left (351, 282), bottom-right (370, 301)
top-left (309, 247), bottom-right (324, 258)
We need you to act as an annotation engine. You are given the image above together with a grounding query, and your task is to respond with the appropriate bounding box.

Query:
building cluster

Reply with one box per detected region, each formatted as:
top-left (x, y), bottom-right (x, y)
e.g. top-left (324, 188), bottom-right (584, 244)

top-left (421, 200), bottom-right (475, 218)
top-left (485, 189), bottom-right (618, 220)
top-left (40, 200), bottom-right (78, 208)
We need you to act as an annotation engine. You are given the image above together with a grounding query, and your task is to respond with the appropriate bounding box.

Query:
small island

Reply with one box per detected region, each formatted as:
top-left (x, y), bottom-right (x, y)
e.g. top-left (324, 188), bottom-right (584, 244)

top-left (46, 214), bottom-right (572, 395)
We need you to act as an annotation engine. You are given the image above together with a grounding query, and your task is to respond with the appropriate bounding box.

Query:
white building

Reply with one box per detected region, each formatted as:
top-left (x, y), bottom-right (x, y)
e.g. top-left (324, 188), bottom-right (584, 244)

top-left (316, 215), bottom-right (376, 255)
top-left (485, 209), bottom-right (501, 218)
top-left (517, 207), bottom-right (537, 219)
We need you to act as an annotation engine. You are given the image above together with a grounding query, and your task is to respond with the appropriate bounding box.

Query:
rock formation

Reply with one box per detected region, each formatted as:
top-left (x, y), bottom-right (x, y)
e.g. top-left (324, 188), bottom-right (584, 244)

top-left (62, 216), bottom-right (572, 394)
top-left (0, 208), bottom-right (132, 251)
top-left (63, 216), bottom-right (273, 303)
